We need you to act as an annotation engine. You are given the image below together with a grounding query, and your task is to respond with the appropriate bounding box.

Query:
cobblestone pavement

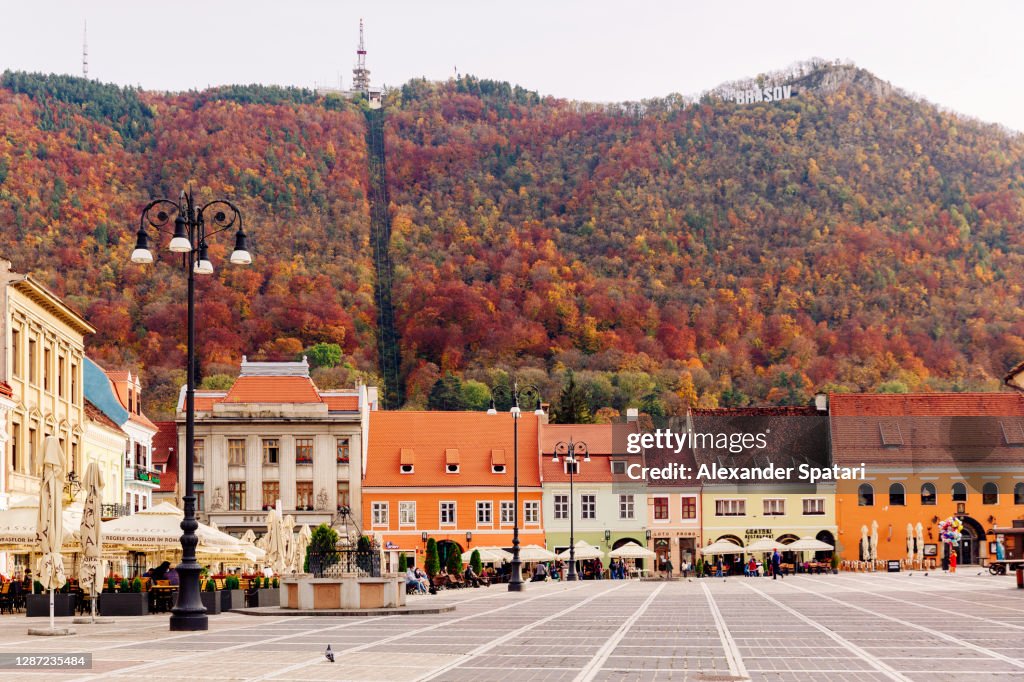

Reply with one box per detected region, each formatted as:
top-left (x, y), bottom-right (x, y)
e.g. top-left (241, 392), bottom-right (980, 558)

top-left (0, 571), bottom-right (1021, 681)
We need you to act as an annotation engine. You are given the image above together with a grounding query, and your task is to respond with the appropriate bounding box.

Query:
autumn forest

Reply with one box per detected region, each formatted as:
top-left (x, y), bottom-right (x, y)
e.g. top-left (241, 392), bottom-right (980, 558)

top-left (2, 62), bottom-right (1024, 419)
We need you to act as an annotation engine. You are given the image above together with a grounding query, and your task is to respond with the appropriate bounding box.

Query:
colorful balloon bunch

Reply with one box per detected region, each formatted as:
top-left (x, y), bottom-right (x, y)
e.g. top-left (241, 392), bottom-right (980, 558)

top-left (938, 516), bottom-right (963, 545)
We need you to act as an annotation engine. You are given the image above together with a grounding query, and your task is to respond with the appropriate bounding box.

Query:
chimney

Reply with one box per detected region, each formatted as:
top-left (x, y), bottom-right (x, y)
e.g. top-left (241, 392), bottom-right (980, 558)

top-left (814, 393), bottom-right (828, 413)
top-left (626, 408), bottom-right (639, 423)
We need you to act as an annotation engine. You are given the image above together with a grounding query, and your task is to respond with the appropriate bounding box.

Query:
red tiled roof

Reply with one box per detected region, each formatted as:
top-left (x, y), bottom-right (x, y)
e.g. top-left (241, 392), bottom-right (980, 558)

top-left (830, 393), bottom-right (1024, 466)
top-left (323, 395), bottom-right (359, 411)
top-left (540, 423), bottom-right (620, 483)
top-left (365, 411), bottom-right (542, 487)
top-left (0, 382), bottom-right (12, 398)
top-left (223, 376), bottom-right (323, 403)
top-left (192, 395), bottom-right (221, 411)
top-left (152, 421), bottom-right (177, 465)
top-left (84, 399), bottom-right (126, 434)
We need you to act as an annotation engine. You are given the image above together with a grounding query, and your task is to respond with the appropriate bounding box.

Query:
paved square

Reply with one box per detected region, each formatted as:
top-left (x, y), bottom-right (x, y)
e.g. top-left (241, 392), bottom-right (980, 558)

top-left (0, 572), bottom-right (1022, 681)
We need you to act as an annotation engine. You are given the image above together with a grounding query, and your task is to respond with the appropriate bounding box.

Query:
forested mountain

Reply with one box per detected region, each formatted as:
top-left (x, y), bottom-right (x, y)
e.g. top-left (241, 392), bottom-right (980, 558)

top-left (2, 62), bottom-right (1023, 418)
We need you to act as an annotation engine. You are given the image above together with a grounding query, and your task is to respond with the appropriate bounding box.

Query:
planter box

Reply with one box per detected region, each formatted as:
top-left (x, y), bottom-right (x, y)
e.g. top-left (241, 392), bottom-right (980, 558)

top-left (252, 588), bottom-right (279, 607)
top-left (26, 593), bottom-right (74, 618)
top-left (98, 592), bottom-right (148, 617)
top-left (220, 589), bottom-right (245, 611)
top-left (200, 591), bottom-right (222, 615)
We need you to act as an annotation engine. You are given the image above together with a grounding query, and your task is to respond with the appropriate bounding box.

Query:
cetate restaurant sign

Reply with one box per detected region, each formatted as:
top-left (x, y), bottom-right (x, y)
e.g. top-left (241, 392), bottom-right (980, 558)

top-left (733, 84), bottom-right (795, 104)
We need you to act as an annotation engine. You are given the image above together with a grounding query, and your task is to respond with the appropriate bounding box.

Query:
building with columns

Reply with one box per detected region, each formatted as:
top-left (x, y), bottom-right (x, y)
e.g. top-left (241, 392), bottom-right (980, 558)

top-left (0, 261), bottom-right (93, 507)
top-left (181, 357), bottom-right (376, 535)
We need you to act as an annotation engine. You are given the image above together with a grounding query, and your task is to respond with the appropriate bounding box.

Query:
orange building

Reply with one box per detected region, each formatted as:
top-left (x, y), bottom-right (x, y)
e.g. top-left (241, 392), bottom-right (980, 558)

top-left (362, 411), bottom-right (544, 571)
top-left (831, 393), bottom-right (1024, 567)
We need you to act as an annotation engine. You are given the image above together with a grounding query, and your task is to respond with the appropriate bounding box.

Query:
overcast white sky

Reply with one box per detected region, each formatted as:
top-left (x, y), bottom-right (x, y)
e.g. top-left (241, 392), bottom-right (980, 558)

top-left (2, 1), bottom-right (1023, 130)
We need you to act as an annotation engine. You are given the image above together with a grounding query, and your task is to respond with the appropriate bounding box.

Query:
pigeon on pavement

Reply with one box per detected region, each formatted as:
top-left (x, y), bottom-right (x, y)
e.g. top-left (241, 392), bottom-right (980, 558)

top-left (325, 644), bottom-right (334, 663)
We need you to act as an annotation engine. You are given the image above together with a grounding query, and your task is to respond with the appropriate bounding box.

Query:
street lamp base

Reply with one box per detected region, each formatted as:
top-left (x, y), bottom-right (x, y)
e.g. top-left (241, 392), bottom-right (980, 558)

top-left (169, 610), bottom-right (208, 631)
top-left (507, 581), bottom-right (524, 592)
top-left (566, 573), bottom-right (579, 581)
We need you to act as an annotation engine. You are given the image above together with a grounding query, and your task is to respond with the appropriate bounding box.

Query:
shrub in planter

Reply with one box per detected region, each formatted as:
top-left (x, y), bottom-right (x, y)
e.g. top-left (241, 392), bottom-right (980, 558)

top-left (220, 576), bottom-right (244, 610)
top-left (105, 577), bottom-right (116, 593)
top-left (98, 590), bottom-right (148, 617)
top-left (120, 578), bottom-right (130, 592)
top-left (131, 577), bottom-right (143, 593)
top-left (26, 592), bottom-right (74, 617)
top-left (272, 578), bottom-right (279, 588)
top-left (205, 578), bottom-right (217, 592)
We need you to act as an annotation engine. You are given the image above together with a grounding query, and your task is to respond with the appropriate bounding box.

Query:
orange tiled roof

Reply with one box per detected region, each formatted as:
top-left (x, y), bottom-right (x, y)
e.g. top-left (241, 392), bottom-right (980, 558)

top-left (223, 375), bottom-right (323, 403)
top-left (152, 421), bottom-right (177, 465)
top-left (365, 411), bottom-right (542, 487)
top-left (830, 392), bottom-right (1024, 466)
top-left (323, 394), bottom-right (359, 411)
top-left (540, 423), bottom-right (618, 483)
top-left (193, 395), bottom-right (221, 411)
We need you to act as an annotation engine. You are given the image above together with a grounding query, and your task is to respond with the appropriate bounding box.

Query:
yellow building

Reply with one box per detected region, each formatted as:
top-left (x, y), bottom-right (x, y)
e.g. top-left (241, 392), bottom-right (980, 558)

top-left (83, 401), bottom-right (127, 508)
top-left (0, 261), bottom-right (94, 503)
top-left (691, 407), bottom-right (837, 568)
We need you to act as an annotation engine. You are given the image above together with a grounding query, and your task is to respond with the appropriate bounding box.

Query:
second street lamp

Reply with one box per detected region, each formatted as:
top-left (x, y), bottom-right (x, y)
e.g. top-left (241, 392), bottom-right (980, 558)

top-left (130, 188), bottom-right (251, 631)
top-left (552, 437), bottom-right (588, 581)
top-left (487, 379), bottom-right (543, 592)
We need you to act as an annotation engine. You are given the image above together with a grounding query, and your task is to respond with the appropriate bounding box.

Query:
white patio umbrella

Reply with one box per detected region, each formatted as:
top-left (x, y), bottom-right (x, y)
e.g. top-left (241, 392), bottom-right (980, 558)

top-left (0, 494), bottom-right (81, 550)
top-left (462, 546), bottom-right (513, 564)
top-left (870, 520), bottom-right (879, 561)
top-left (77, 461), bottom-right (104, 623)
top-left (786, 536), bottom-right (834, 553)
top-left (264, 511), bottom-right (285, 574)
top-left (906, 523), bottom-right (914, 563)
top-left (281, 514), bottom-right (296, 573)
top-left (34, 436), bottom-right (67, 635)
top-left (209, 519), bottom-right (218, 530)
top-left (516, 544), bottom-right (556, 562)
top-left (292, 525), bottom-right (312, 573)
top-left (608, 542), bottom-right (657, 559)
top-left (915, 522), bottom-right (925, 564)
top-left (699, 538), bottom-right (744, 555)
top-left (557, 540), bottom-right (603, 561)
top-left (240, 529), bottom-right (257, 545)
top-left (860, 525), bottom-right (869, 561)
top-left (744, 537), bottom-right (778, 553)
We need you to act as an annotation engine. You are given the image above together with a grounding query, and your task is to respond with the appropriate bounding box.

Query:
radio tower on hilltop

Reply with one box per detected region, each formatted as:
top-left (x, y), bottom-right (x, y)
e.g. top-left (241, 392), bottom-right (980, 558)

top-left (82, 21), bottom-right (89, 79)
top-left (352, 18), bottom-right (370, 94)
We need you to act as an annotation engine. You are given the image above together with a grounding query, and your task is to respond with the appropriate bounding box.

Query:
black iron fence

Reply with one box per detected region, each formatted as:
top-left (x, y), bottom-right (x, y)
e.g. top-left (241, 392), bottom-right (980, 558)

top-left (307, 549), bottom-right (381, 578)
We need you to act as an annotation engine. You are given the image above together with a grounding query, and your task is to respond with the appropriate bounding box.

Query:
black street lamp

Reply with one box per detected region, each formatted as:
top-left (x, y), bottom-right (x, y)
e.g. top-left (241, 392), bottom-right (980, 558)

top-left (130, 188), bottom-right (251, 631)
top-left (487, 380), bottom-right (543, 592)
top-left (552, 437), bottom-right (588, 581)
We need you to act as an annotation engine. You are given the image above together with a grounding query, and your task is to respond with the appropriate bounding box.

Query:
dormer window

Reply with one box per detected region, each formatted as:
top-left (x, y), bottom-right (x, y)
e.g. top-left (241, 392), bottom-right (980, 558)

top-left (491, 449), bottom-right (506, 474)
top-left (400, 448), bottom-right (415, 474)
top-left (445, 448), bottom-right (460, 474)
top-left (565, 461), bottom-right (579, 475)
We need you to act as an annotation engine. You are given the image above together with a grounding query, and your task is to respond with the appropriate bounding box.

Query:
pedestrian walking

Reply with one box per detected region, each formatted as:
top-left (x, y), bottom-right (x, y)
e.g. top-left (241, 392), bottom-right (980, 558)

top-left (771, 549), bottom-right (783, 580)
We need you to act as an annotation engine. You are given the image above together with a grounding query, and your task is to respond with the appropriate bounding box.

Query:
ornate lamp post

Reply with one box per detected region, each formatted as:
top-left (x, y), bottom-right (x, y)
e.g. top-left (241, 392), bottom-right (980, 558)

top-left (552, 437), bottom-right (588, 581)
top-left (130, 189), bottom-right (251, 631)
top-left (487, 380), bottom-right (543, 592)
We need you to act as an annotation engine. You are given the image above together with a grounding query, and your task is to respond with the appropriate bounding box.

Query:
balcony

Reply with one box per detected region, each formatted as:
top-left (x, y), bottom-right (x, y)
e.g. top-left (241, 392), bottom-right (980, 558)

top-left (101, 503), bottom-right (131, 519)
top-left (124, 466), bottom-right (161, 488)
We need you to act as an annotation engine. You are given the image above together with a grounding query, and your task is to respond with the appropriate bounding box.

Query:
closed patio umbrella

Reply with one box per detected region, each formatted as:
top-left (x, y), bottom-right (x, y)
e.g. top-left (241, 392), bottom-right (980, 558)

top-left (77, 461), bottom-right (105, 623)
top-left (264, 511), bottom-right (286, 574)
top-left (870, 520), bottom-right (879, 561)
top-left (860, 525), bottom-right (869, 561)
top-left (281, 514), bottom-right (295, 573)
top-left (906, 523), bottom-right (914, 563)
top-left (240, 529), bottom-right (257, 546)
top-left (34, 436), bottom-right (67, 635)
top-left (916, 522), bottom-right (925, 564)
top-left (293, 525), bottom-right (312, 573)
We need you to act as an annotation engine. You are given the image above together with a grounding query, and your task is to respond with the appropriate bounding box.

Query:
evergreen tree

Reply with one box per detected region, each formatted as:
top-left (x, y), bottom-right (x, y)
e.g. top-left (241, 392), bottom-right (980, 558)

top-left (427, 372), bottom-right (466, 410)
top-left (425, 538), bottom-right (440, 577)
top-left (305, 523), bottom-right (339, 572)
top-left (470, 549), bottom-right (482, 576)
top-left (553, 371), bottom-right (593, 424)
top-left (446, 546), bottom-right (463, 575)
top-left (398, 552), bottom-right (408, 573)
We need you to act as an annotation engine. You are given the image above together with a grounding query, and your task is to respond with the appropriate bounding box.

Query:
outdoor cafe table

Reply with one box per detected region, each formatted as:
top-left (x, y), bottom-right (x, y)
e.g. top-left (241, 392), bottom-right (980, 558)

top-left (150, 584), bottom-right (178, 612)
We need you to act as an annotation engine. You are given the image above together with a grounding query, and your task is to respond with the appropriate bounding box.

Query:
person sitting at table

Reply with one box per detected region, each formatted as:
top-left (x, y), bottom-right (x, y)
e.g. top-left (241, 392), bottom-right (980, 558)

top-left (531, 562), bottom-right (549, 582)
top-left (151, 561), bottom-right (172, 582)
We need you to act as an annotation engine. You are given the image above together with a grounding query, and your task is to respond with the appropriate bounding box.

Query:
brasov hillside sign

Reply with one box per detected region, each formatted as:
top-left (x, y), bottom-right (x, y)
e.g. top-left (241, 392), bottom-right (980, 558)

top-left (732, 84), bottom-right (795, 104)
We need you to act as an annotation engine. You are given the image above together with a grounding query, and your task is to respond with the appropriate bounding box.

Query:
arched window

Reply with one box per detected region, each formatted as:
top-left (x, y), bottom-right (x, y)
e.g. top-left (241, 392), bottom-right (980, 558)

top-left (952, 482), bottom-right (967, 502)
top-left (858, 483), bottom-right (874, 506)
top-left (888, 482), bottom-right (906, 506)
top-left (920, 482), bottom-right (936, 505)
top-left (1016, 482), bottom-right (1024, 505)
top-left (983, 482), bottom-right (998, 505)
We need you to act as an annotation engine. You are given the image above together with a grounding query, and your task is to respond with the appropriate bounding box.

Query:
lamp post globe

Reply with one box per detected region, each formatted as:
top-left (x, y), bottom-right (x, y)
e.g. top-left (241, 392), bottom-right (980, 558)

top-left (129, 188), bottom-right (251, 631)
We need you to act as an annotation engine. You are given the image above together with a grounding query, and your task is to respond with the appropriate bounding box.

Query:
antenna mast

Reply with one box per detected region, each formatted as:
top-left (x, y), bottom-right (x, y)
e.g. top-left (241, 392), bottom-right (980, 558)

top-left (82, 21), bottom-right (89, 79)
top-left (351, 18), bottom-right (370, 93)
